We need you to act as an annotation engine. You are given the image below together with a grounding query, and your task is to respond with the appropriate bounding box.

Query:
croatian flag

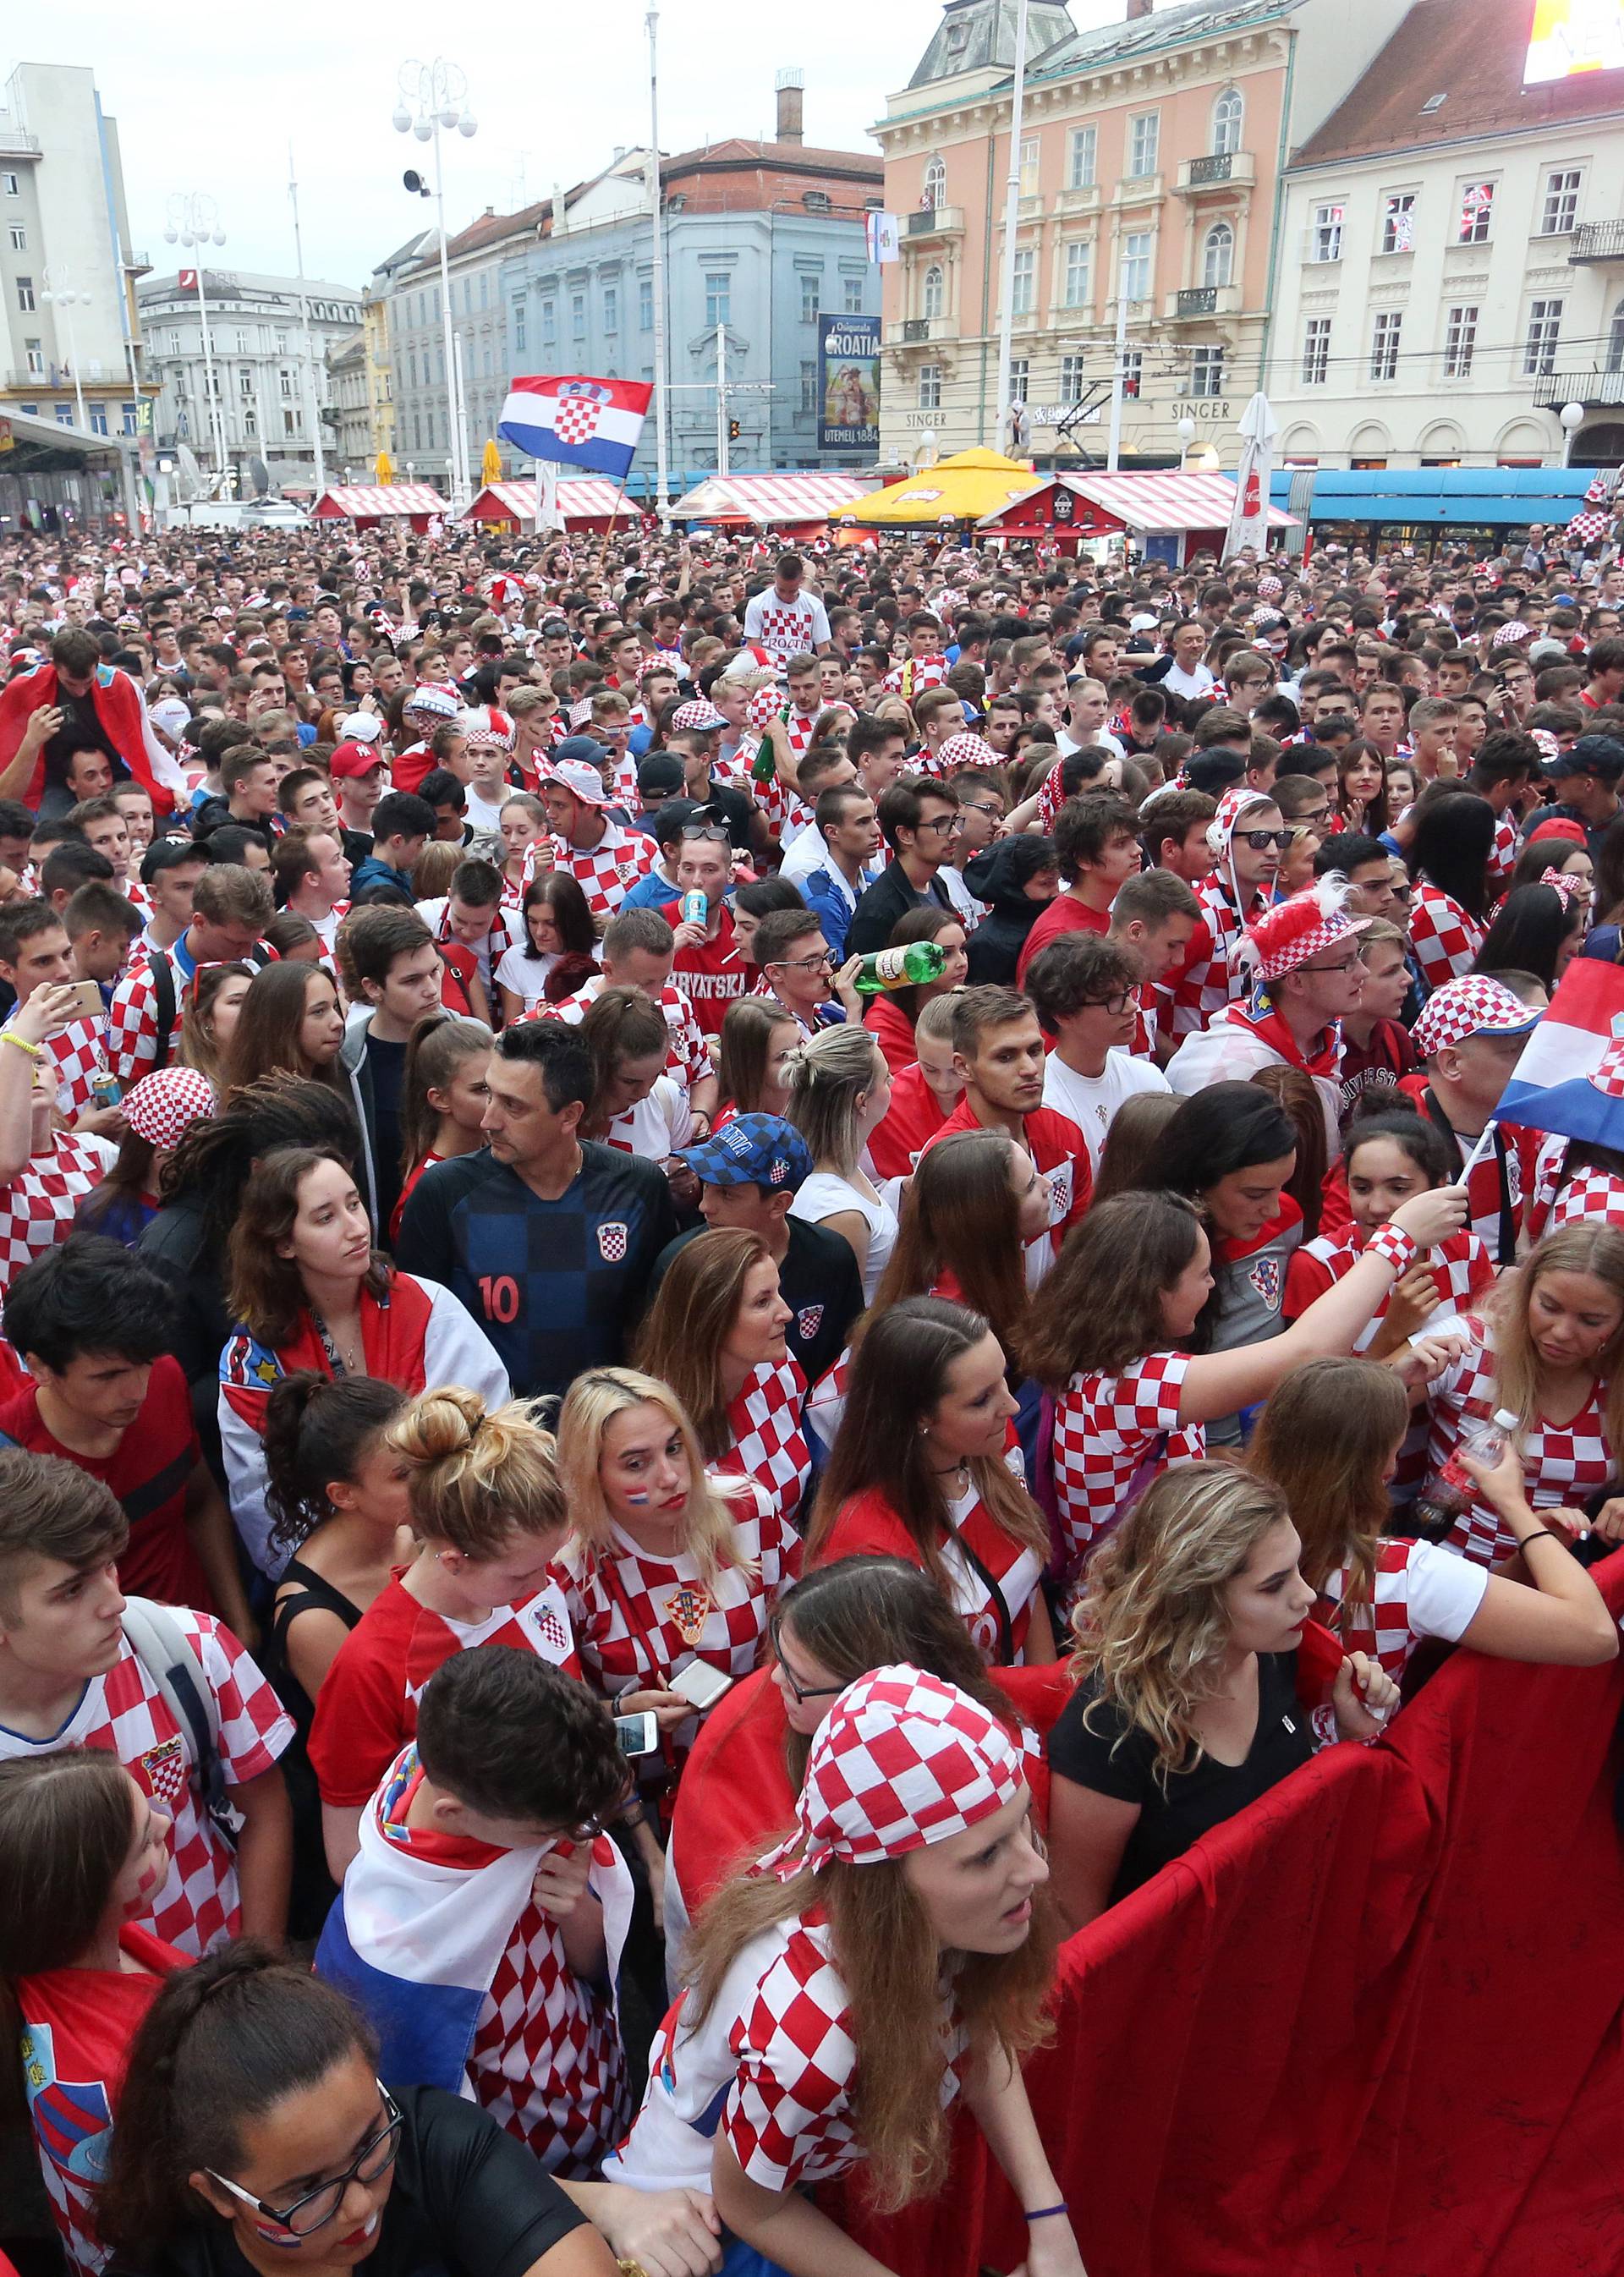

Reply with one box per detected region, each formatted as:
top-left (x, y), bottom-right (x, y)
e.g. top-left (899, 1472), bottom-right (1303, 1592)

top-left (315, 1746), bottom-right (634, 2097)
top-left (498, 374), bottom-right (652, 481)
top-left (1495, 957), bottom-right (1624, 1148)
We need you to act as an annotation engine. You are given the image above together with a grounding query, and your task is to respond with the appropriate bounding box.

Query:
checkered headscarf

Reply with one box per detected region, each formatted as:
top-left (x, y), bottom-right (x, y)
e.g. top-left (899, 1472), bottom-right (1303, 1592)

top-left (760, 1664), bottom-right (1024, 1882)
top-left (122, 1066), bottom-right (217, 1150)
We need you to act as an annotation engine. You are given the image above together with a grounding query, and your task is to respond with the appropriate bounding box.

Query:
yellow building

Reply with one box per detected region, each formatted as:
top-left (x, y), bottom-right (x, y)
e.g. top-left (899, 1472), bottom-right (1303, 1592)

top-left (362, 285), bottom-right (395, 460)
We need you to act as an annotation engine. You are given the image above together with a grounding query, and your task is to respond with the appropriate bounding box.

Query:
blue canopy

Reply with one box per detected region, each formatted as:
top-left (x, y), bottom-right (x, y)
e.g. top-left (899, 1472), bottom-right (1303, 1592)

top-left (1268, 466), bottom-right (1599, 529)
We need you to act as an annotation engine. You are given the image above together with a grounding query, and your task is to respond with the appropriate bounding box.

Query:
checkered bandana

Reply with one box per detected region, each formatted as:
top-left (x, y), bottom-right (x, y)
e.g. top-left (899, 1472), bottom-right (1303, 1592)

top-left (672, 699), bottom-right (727, 732)
top-left (935, 732), bottom-right (1000, 772)
top-left (1490, 622), bottom-right (1531, 649)
top-left (747, 687), bottom-right (783, 735)
top-left (1412, 974), bottom-right (1539, 1057)
top-left (123, 1065), bottom-right (217, 1149)
top-left (404, 682), bottom-right (462, 720)
top-left (760, 1664), bottom-right (1023, 1882)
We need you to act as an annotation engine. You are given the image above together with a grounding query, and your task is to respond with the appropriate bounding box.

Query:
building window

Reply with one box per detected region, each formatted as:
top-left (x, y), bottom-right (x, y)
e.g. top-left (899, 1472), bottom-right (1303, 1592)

top-left (639, 278), bottom-right (653, 331)
top-left (239, 368), bottom-right (254, 398)
top-left (1127, 113), bottom-right (1160, 178)
top-left (603, 283), bottom-right (618, 332)
top-left (1, 172), bottom-right (19, 195)
top-left (804, 190), bottom-right (831, 213)
top-left (571, 292), bottom-right (586, 339)
top-left (1380, 193), bottom-right (1417, 253)
top-left (1011, 247), bottom-right (1035, 315)
top-left (407, 349), bottom-right (417, 387)
top-left (87, 405), bottom-right (108, 436)
top-left (1008, 358), bottom-right (1029, 402)
top-left (1444, 304), bottom-right (1478, 379)
top-left (918, 363), bottom-right (941, 411)
top-left (482, 343), bottom-right (492, 377)
top-left (284, 409), bottom-right (298, 436)
top-left (479, 272), bottom-right (488, 308)
top-left (513, 300), bottom-right (526, 354)
top-left (243, 407), bottom-right (256, 438)
top-left (800, 360), bottom-right (817, 415)
top-left (1062, 240), bottom-right (1090, 307)
top-left (1120, 348), bottom-right (1143, 398)
top-left (542, 297), bottom-right (557, 345)
top-left (1060, 351), bottom-right (1087, 401)
top-left (1067, 125), bottom-right (1096, 190)
top-left (54, 402), bottom-right (74, 425)
top-left (1457, 181), bottom-right (1495, 244)
top-left (923, 264), bottom-right (944, 319)
top-left (24, 338), bottom-right (42, 376)
top-left (1541, 167), bottom-right (1582, 234)
top-left (923, 156), bottom-right (947, 210)
top-left (1608, 295), bottom-right (1624, 373)
top-left (1211, 88), bottom-right (1243, 156)
top-left (1310, 202), bottom-right (1343, 262)
top-left (844, 275), bottom-right (864, 314)
top-left (15, 275), bottom-right (34, 312)
top-left (1369, 309), bottom-right (1402, 381)
top-left (1302, 315), bottom-right (1330, 385)
top-left (705, 272), bottom-right (731, 328)
top-left (1524, 297), bottom-right (1563, 376)
top-left (1188, 345), bottom-right (1226, 398)
top-left (1019, 136), bottom-right (1040, 198)
top-left (7, 223), bottom-right (24, 251)
top-left (800, 274), bottom-right (820, 322)
top-left (1202, 222), bottom-right (1233, 288)
top-left (1120, 231), bottom-right (1152, 305)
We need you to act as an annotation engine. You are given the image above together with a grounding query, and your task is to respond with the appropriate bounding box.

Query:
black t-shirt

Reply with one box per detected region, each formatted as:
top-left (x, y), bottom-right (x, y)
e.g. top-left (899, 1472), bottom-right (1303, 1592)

top-left (649, 1215), bottom-right (863, 1386)
top-left (396, 1142), bottom-right (678, 1398)
top-left (1047, 1651), bottom-right (1313, 1900)
top-left (112, 2085), bottom-right (588, 2277)
top-left (365, 1034), bottom-right (409, 1237)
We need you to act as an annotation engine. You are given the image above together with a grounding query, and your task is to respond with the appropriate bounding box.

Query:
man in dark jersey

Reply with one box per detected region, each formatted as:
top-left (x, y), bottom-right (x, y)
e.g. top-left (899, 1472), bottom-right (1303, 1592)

top-left (396, 1021), bottom-right (676, 1399)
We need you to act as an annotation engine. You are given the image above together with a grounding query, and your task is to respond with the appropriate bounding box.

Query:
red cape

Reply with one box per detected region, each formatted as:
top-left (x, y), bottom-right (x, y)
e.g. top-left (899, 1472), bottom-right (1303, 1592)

top-left (0, 662), bottom-right (178, 815)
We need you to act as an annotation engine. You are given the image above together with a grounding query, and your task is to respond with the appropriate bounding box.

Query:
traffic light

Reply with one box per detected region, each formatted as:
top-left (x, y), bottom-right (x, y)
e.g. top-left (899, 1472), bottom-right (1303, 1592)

top-left (728, 418), bottom-right (742, 442)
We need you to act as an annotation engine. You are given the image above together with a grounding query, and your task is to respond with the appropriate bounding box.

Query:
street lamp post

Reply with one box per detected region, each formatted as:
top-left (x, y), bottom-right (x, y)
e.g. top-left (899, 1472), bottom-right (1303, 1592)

top-left (393, 58), bottom-right (478, 509)
top-left (38, 267), bottom-right (93, 433)
top-left (163, 194), bottom-right (228, 486)
top-left (1560, 400), bottom-right (1586, 467)
top-left (647, 6), bottom-right (670, 522)
top-left (1177, 412), bottom-right (1197, 469)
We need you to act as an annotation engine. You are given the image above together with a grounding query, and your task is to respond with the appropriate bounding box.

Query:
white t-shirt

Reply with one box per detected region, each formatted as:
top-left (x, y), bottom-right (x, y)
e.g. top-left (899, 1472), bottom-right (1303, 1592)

top-left (789, 1169), bottom-right (897, 1303)
top-left (1161, 660), bottom-right (1217, 703)
top-left (743, 588), bottom-right (831, 661)
top-left (1042, 1049), bottom-right (1169, 1169)
top-left (605, 1074), bottom-right (694, 1163)
top-left (495, 941), bottom-right (560, 1010)
top-left (464, 784), bottom-right (508, 833)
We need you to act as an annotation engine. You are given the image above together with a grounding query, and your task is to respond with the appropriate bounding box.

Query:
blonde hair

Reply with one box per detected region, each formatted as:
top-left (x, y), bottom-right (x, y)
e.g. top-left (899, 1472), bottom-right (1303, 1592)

top-left (1494, 1223), bottom-right (1624, 1458)
top-left (786, 1023), bottom-right (884, 1174)
top-left (1070, 1461), bottom-right (1293, 1782)
top-left (410, 839), bottom-right (464, 900)
top-left (1247, 1358), bottom-right (1408, 1631)
top-left (386, 1385), bottom-right (566, 1558)
top-left (553, 1366), bottom-right (754, 1592)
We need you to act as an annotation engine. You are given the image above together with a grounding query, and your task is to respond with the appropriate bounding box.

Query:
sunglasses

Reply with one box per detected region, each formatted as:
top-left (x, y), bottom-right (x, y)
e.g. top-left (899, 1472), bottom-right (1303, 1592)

top-left (1240, 829), bottom-right (1292, 852)
top-left (678, 824), bottom-right (731, 844)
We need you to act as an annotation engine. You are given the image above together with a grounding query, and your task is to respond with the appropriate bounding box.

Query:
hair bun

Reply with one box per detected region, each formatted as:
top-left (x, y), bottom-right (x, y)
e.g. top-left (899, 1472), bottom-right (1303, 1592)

top-left (391, 1383), bottom-right (487, 1466)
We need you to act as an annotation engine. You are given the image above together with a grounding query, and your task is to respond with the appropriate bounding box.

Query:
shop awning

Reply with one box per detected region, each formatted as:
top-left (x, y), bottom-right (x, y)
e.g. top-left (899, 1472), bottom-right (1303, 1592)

top-left (670, 472), bottom-right (879, 527)
top-left (834, 448), bottom-right (1044, 527)
top-left (979, 470), bottom-right (1296, 534)
top-left (461, 478), bottom-right (633, 526)
top-left (309, 483), bottom-right (448, 519)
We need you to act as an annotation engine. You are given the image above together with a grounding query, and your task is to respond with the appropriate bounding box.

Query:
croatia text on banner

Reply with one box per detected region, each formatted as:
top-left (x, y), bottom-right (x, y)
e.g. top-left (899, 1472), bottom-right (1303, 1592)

top-left (497, 376), bottom-right (653, 483)
top-left (833, 1555), bottom-right (1624, 2277)
top-left (1496, 953), bottom-right (1624, 1146)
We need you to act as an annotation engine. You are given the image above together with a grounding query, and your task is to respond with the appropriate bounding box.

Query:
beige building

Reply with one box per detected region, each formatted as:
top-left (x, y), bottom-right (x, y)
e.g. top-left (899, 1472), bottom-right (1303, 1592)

top-left (874, 0), bottom-right (1412, 470)
top-left (361, 284), bottom-right (395, 464)
top-left (324, 331), bottom-right (372, 475)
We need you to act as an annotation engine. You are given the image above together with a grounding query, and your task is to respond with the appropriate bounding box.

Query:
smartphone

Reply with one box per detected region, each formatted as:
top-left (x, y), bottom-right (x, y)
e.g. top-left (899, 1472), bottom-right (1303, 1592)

top-left (669, 1659), bottom-right (732, 1713)
top-left (60, 980), bottom-right (106, 1023)
top-left (614, 1711), bottom-right (659, 1759)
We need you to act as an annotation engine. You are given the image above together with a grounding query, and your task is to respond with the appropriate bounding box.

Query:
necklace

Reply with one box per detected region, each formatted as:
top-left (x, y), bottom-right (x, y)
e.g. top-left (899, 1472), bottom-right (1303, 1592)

top-left (931, 1456), bottom-right (972, 1498)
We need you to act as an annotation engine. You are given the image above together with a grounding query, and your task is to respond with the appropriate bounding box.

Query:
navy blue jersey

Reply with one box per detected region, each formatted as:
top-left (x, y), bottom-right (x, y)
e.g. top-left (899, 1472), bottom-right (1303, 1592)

top-left (396, 1144), bottom-right (678, 1399)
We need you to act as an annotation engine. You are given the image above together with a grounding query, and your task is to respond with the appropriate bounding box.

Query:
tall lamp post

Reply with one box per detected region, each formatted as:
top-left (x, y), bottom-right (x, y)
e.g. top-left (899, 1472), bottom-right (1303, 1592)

top-left (1560, 399), bottom-right (1586, 467)
top-left (393, 57), bottom-right (477, 508)
top-left (163, 194), bottom-right (228, 486)
top-left (646, 7), bottom-right (670, 521)
top-left (38, 267), bottom-right (93, 433)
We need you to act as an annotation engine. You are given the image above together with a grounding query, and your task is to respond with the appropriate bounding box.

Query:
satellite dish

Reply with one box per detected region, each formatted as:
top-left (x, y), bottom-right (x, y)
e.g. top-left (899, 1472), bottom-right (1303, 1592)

top-left (175, 443), bottom-right (205, 501)
top-left (248, 455), bottom-right (272, 498)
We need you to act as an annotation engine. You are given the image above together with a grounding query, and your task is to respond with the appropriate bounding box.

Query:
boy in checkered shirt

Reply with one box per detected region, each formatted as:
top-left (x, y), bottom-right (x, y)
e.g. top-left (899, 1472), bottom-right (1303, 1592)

top-left (0, 1451), bottom-right (294, 1956)
top-left (105, 863), bottom-right (273, 1089)
top-left (316, 1643), bottom-right (635, 2178)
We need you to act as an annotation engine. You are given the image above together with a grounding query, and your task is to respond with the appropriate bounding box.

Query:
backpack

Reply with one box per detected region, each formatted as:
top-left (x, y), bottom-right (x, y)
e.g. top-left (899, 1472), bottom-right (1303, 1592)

top-left (145, 951), bottom-right (178, 1073)
top-left (119, 1595), bottom-right (236, 1840)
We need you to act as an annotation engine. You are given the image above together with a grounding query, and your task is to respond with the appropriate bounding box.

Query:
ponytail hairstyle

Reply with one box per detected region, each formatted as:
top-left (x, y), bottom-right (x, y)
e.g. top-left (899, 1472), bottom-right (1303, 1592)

top-left (386, 1384), bottom-right (567, 1557)
top-left (785, 1022), bottom-right (886, 1175)
top-left (96, 1944), bottom-right (376, 2262)
top-left (263, 1371), bottom-right (408, 1553)
top-left (397, 1012), bottom-right (493, 1179)
top-left (1248, 1356), bottom-right (1409, 1623)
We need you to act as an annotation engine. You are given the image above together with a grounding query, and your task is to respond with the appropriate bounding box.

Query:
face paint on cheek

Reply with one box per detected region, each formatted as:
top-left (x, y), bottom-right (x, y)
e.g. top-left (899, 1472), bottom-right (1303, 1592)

top-left (250, 2222), bottom-right (306, 2250)
top-left (622, 1490), bottom-right (651, 1506)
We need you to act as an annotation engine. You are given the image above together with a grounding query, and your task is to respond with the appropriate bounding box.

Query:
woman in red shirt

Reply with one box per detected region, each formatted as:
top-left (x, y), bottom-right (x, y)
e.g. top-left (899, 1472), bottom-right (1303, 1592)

top-left (0, 1748), bottom-right (189, 2277)
top-left (862, 906), bottom-right (968, 1076)
top-left (809, 1297), bottom-right (1056, 1666)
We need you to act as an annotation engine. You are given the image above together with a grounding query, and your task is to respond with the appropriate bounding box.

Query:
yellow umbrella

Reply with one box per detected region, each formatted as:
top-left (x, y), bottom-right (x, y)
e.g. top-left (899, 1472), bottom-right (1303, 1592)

top-left (481, 439), bottom-right (502, 486)
top-left (830, 447), bottom-right (1044, 528)
top-left (375, 451), bottom-right (393, 486)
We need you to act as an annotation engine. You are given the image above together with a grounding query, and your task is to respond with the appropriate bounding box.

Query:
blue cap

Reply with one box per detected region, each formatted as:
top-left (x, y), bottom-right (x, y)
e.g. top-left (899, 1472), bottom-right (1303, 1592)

top-left (554, 732), bottom-right (608, 770)
top-left (676, 1113), bottom-right (812, 1193)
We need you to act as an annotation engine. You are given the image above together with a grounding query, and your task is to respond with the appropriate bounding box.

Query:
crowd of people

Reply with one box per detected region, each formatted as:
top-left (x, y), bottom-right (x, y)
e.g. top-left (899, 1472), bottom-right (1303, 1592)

top-left (0, 502), bottom-right (1621, 2277)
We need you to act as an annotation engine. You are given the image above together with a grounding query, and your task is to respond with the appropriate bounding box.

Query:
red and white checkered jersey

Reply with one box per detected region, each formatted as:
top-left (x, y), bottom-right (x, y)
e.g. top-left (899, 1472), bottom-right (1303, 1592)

top-left (1160, 874), bottom-right (1259, 1040)
top-left (754, 765), bottom-right (813, 842)
top-left (532, 820), bottom-right (655, 919)
top-left (1315, 1537), bottom-right (1488, 1683)
top-left (530, 971), bottom-right (707, 1094)
top-left (1407, 881), bottom-right (1487, 996)
top-left (1487, 809), bottom-right (1518, 884)
top-left (0, 1132), bottom-right (116, 1294)
top-left (814, 1468), bottom-right (1042, 1667)
top-left (17, 1013), bottom-right (110, 1120)
top-left (1523, 1145), bottom-right (1624, 1246)
top-left (782, 705), bottom-right (822, 762)
top-left (1425, 1321), bottom-right (1618, 1563)
top-left (1052, 1350), bottom-right (1205, 1584)
top-left (555, 1479), bottom-right (799, 1774)
top-left (0, 1610), bottom-right (292, 1956)
top-left (715, 1355), bottom-right (811, 1532)
top-left (1285, 1222), bottom-right (1494, 1341)
top-left (104, 954), bottom-right (178, 1088)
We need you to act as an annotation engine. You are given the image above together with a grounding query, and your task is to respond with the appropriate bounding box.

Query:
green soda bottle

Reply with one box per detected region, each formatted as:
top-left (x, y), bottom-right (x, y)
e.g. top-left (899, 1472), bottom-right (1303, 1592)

top-left (853, 941), bottom-right (947, 996)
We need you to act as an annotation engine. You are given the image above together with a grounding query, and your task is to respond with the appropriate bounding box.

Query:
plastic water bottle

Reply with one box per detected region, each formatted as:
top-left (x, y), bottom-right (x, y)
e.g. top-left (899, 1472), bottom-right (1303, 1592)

top-left (1413, 1407), bottom-right (1519, 1532)
top-left (853, 941), bottom-right (948, 996)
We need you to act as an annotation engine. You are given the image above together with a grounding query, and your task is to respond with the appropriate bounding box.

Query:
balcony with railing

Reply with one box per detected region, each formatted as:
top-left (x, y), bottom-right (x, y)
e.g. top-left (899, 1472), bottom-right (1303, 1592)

top-left (1166, 283), bottom-right (1241, 320)
top-left (0, 125), bottom-right (40, 159)
top-left (906, 205), bottom-right (964, 241)
top-left (1569, 221), bottom-right (1624, 264)
top-left (1175, 151), bottom-right (1256, 195)
top-left (889, 315), bottom-right (951, 346)
top-left (1532, 366), bottom-right (1624, 408)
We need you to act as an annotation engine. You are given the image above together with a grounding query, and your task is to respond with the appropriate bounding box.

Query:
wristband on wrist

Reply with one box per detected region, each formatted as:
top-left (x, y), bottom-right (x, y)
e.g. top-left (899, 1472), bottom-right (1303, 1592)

top-left (1, 1030), bottom-right (43, 1061)
top-left (1368, 1221), bottom-right (1418, 1274)
top-left (1518, 1528), bottom-right (1566, 1551)
top-left (1024, 2205), bottom-right (1070, 2222)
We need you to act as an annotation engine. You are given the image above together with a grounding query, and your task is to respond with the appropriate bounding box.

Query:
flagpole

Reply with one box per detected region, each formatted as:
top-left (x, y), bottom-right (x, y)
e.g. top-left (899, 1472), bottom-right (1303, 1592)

top-left (1454, 1122), bottom-right (1500, 1188)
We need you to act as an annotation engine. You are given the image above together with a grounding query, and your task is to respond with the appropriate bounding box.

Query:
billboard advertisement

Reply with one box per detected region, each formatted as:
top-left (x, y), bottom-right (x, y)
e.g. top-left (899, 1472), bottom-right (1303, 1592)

top-left (1523, 0), bottom-right (1624, 84)
top-left (818, 315), bottom-right (880, 453)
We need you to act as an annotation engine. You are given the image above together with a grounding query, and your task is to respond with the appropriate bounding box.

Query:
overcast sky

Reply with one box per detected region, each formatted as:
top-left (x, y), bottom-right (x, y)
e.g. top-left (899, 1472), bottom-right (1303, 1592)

top-left (9, 0), bottom-right (1122, 288)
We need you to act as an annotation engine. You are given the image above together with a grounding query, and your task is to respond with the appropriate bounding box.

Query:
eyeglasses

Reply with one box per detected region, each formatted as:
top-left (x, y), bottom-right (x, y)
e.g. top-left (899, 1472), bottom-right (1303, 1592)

top-left (771, 950), bottom-right (835, 974)
top-left (917, 813), bottom-right (964, 836)
top-left (958, 798), bottom-right (1003, 819)
top-left (1081, 990), bottom-right (1136, 1016)
top-left (771, 1616), bottom-right (848, 1704)
top-left (1298, 948), bottom-right (1369, 976)
top-left (207, 2086), bottom-right (402, 2237)
top-left (1240, 830), bottom-right (1292, 852)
